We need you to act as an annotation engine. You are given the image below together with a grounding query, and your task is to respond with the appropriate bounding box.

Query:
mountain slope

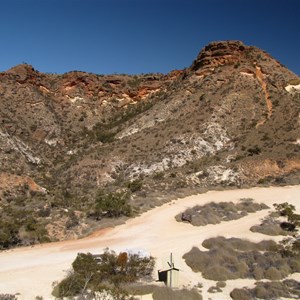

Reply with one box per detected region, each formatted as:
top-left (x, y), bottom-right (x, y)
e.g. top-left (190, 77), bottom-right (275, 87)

top-left (0, 40), bottom-right (300, 247)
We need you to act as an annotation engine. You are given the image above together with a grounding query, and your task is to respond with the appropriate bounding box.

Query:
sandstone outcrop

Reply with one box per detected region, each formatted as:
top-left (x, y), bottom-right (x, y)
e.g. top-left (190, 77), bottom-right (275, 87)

top-left (191, 40), bottom-right (247, 71)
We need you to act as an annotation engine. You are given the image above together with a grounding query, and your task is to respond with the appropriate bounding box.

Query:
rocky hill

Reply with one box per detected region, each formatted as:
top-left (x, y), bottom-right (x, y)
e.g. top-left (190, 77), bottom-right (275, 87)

top-left (0, 40), bottom-right (300, 248)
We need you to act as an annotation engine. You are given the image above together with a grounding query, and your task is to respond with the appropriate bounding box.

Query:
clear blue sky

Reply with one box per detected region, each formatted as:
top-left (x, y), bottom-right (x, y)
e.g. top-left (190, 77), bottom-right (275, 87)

top-left (0, 0), bottom-right (299, 75)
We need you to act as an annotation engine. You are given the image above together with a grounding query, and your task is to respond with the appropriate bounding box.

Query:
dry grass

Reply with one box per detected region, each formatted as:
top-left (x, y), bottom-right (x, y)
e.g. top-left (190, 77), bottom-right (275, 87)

top-left (207, 286), bottom-right (222, 293)
top-left (123, 284), bottom-right (203, 299)
top-left (0, 295), bottom-right (18, 300)
top-left (216, 281), bottom-right (226, 288)
top-left (183, 237), bottom-right (300, 281)
top-left (176, 200), bottom-right (269, 226)
top-left (122, 283), bottom-right (157, 295)
top-left (152, 287), bottom-right (202, 300)
top-left (250, 214), bottom-right (294, 236)
top-left (230, 279), bottom-right (300, 300)
top-left (230, 288), bottom-right (252, 300)
top-left (202, 236), bottom-right (278, 251)
top-left (207, 281), bottom-right (226, 294)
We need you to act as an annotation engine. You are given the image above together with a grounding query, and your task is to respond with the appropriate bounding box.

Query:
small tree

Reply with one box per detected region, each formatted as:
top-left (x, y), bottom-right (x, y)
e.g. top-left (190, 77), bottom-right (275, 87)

top-left (117, 252), bottom-right (128, 271)
top-left (274, 202), bottom-right (300, 257)
top-left (273, 202), bottom-right (300, 227)
top-left (273, 203), bottom-right (296, 218)
top-left (53, 249), bottom-right (155, 299)
top-left (94, 191), bottom-right (132, 218)
top-left (72, 253), bottom-right (99, 295)
top-left (126, 179), bottom-right (143, 192)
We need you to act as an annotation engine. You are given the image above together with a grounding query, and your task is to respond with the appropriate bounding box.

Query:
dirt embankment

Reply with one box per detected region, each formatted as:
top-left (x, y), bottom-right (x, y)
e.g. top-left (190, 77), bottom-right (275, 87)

top-left (0, 172), bottom-right (47, 194)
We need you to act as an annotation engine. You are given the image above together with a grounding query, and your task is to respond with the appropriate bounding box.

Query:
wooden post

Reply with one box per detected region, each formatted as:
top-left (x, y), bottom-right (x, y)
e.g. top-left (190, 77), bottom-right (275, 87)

top-left (170, 252), bottom-right (173, 288)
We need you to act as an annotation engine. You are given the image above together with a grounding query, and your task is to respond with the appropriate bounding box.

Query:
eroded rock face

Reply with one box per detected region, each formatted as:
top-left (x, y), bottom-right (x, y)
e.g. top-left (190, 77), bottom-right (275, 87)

top-left (191, 40), bottom-right (247, 71)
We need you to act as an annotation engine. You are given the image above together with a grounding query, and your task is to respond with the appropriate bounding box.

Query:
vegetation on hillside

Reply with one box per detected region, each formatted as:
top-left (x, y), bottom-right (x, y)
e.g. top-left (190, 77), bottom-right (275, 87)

top-left (0, 188), bottom-right (50, 249)
top-left (92, 190), bottom-right (133, 219)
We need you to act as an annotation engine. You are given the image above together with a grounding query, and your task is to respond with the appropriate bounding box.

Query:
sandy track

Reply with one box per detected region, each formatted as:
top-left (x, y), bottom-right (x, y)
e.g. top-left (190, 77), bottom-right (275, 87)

top-left (0, 185), bottom-right (300, 299)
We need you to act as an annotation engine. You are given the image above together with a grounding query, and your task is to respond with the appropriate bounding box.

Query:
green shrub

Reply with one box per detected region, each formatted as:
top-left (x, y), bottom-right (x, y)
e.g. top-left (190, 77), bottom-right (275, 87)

top-left (273, 202), bottom-right (296, 218)
top-left (0, 221), bottom-right (20, 249)
top-left (250, 219), bottom-right (289, 236)
top-left (54, 271), bottom-right (84, 298)
top-left (230, 288), bottom-right (252, 300)
top-left (253, 266), bottom-right (264, 280)
top-left (254, 285), bottom-right (269, 299)
top-left (126, 179), bottom-right (143, 193)
top-left (94, 191), bottom-right (132, 218)
top-left (53, 249), bottom-right (155, 298)
top-left (0, 211), bottom-right (50, 249)
top-left (264, 266), bottom-right (282, 280)
top-left (247, 146), bottom-right (261, 156)
top-left (153, 171), bottom-right (164, 180)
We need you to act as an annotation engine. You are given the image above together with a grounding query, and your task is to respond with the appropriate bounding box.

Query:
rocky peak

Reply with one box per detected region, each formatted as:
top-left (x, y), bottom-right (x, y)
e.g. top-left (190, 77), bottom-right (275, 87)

top-left (190, 40), bottom-right (248, 71)
top-left (5, 63), bottom-right (40, 82)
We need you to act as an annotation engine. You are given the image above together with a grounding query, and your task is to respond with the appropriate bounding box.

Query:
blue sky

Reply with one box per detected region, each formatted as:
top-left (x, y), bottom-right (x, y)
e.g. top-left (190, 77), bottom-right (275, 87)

top-left (0, 0), bottom-right (299, 75)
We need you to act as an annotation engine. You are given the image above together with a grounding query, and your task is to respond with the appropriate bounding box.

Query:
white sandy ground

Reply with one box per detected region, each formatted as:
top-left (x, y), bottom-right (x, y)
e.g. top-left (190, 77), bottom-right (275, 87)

top-left (0, 185), bottom-right (300, 300)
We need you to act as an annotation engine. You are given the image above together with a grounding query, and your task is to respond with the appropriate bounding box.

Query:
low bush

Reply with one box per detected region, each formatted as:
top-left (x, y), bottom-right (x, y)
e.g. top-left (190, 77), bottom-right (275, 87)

top-left (0, 210), bottom-right (50, 249)
top-left (126, 179), bottom-right (143, 193)
top-left (230, 279), bottom-right (300, 300)
top-left (123, 283), bottom-right (157, 296)
top-left (53, 248), bottom-right (155, 298)
top-left (152, 287), bottom-right (202, 300)
top-left (274, 202), bottom-right (300, 228)
top-left (250, 216), bottom-right (291, 236)
top-left (93, 191), bottom-right (132, 218)
top-left (152, 171), bottom-right (164, 180)
top-left (202, 236), bottom-right (278, 252)
top-left (230, 288), bottom-right (252, 300)
top-left (0, 295), bottom-right (18, 300)
top-left (207, 286), bottom-right (222, 293)
top-left (264, 266), bottom-right (282, 280)
top-left (176, 200), bottom-right (269, 226)
top-left (183, 237), bottom-right (299, 281)
top-left (216, 281), bottom-right (226, 288)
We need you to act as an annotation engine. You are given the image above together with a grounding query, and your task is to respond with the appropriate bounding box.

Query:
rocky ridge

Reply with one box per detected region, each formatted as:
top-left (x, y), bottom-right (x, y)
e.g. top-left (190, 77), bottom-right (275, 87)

top-left (0, 40), bottom-right (300, 247)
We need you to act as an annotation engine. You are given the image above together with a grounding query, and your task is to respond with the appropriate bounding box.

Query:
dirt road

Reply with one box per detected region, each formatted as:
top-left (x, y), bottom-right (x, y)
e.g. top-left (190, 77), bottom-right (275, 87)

top-left (0, 185), bottom-right (299, 299)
